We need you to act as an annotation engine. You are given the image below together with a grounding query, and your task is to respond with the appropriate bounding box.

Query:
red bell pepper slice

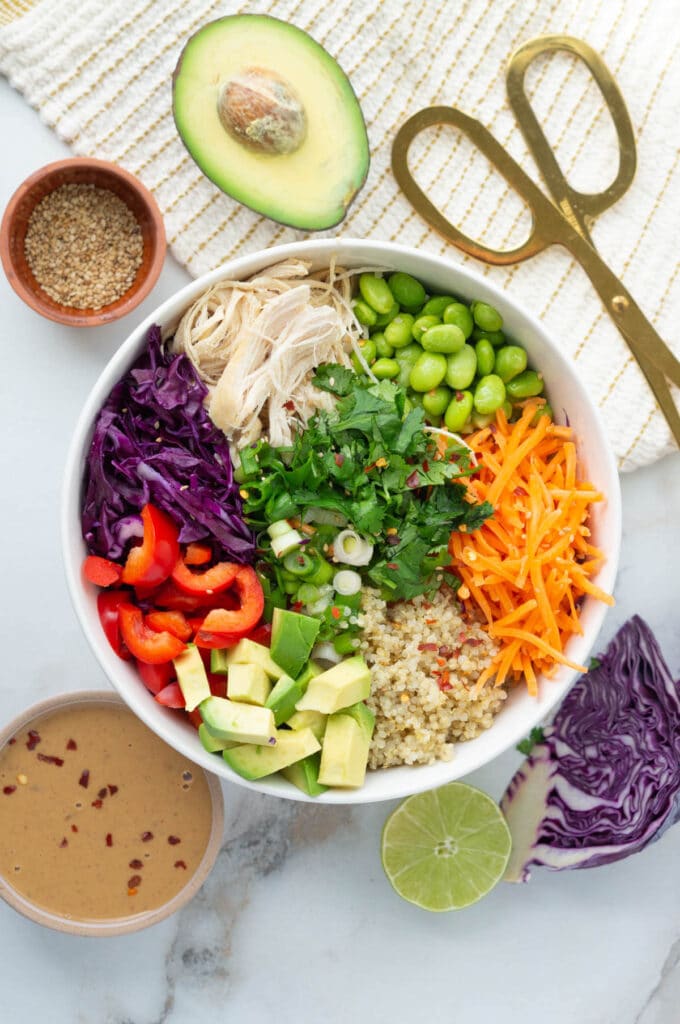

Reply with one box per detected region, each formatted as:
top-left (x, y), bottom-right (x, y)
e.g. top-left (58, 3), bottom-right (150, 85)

top-left (195, 566), bottom-right (264, 644)
top-left (121, 505), bottom-right (179, 589)
top-left (118, 603), bottom-right (186, 665)
top-left (154, 682), bottom-right (186, 708)
top-left (83, 555), bottom-right (123, 587)
top-left (183, 542), bottom-right (213, 567)
top-left (145, 610), bottom-right (193, 642)
top-left (186, 708), bottom-right (203, 729)
top-left (248, 623), bottom-right (272, 647)
top-left (97, 590), bottom-right (133, 661)
top-left (137, 659), bottom-right (175, 695)
top-left (171, 556), bottom-right (240, 597)
top-left (193, 631), bottom-right (242, 650)
top-left (146, 580), bottom-right (238, 613)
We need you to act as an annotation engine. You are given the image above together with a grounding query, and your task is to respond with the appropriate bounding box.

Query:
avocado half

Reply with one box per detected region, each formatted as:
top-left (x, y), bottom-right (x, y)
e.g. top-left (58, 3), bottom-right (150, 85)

top-left (172, 15), bottom-right (370, 231)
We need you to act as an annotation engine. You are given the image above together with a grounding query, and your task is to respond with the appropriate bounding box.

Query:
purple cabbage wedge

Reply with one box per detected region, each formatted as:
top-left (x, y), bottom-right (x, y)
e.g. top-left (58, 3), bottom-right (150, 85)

top-left (81, 325), bottom-right (255, 563)
top-left (501, 616), bottom-right (680, 881)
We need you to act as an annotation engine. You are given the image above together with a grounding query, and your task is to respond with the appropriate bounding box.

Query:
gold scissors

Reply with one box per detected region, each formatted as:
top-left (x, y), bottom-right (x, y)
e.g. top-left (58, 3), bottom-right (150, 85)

top-left (392, 35), bottom-right (680, 446)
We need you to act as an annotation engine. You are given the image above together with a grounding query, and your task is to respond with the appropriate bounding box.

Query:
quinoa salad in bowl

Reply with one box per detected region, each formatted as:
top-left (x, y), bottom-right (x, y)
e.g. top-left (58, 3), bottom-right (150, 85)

top-left (63, 239), bottom-right (620, 803)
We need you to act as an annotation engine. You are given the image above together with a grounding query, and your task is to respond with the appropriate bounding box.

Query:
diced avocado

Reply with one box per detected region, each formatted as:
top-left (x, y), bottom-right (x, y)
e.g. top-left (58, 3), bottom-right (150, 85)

top-left (295, 655), bottom-right (371, 714)
top-left (270, 608), bottom-right (321, 679)
top-left (286, 709), bottom-right (327, 742)
top-left (227, 663), bottom-right (272, 706)
top-left (223, 728), bottom-right (320, 780)
top-left (337, 701), bottom-right (375, 742)
top-left (172, 15), bottom-right (369, 230)
top-left (281, 752), bottom-right (328, 797)
top-left (223, 638), bottom-right (284, 679)
top-left (318, 714), bottom-right (371, 788)
top-left (295, 659), bottom-right (322, 688)
top-left (198, 722), bottom-right (238, 754)
top-left (210, 648), bottom-right (230, 675)
top-left (173, 645), bottom-right (211, 712)
top-left (200, 696), bottom-right (276, 745)
top-left (265, 673), bottom-right (303, 726)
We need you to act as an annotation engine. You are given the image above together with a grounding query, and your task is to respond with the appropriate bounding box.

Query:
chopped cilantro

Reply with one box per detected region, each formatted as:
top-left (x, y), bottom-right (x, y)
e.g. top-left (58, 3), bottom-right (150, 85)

top-left (239, 364), bottom-right (492, 602)
top-left (589, 657), bottom-right (601, 670)
top-left (516, 726), bottom-right (545, 756)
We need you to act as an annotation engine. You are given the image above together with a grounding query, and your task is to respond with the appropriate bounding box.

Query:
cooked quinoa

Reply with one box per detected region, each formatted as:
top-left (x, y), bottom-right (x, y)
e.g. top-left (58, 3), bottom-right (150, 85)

top-left (359, 587), bottom-right (506, 769)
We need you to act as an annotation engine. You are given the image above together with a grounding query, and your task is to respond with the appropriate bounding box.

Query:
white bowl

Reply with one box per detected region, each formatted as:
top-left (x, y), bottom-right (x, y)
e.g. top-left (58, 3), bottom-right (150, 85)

top-left (62, 239), bottom-right (621, 804)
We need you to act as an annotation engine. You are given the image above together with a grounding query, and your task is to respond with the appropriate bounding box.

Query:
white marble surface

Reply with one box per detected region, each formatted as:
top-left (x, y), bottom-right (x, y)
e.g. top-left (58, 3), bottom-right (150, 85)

top-left (2, 76), bottom-right (680, 1024)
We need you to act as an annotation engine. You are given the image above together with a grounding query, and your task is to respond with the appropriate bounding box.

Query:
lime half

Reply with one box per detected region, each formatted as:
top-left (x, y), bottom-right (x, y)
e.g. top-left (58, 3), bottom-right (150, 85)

top-left (381, 782), bottom-right (512, 911)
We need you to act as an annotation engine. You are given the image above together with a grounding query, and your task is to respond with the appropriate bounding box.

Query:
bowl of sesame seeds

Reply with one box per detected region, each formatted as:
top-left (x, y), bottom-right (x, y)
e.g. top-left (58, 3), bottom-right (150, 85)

top-left (0, 157), bottom-right (166, 327)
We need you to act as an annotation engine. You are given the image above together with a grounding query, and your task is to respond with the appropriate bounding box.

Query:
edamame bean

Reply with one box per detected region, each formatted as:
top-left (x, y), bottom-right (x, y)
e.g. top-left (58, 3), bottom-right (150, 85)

top-left (471, 301), bottom-right (503, 333)
top-left (442, 302), bottom-right (474, 338)
top-left (472, 327), bottom-right (506, 346)
top-left (388, 272), bottom-right (427, 308)
top-left (373, 301), bottom-right (400, 327)
top-left (445, 345), bottom-right (477, 389)
top-left (422, 295), bottom-right (455, 317)
top-left (475, 338), bottom-right (495, 377)
top-left (359, 273), bottom-right (395, 315)
top-left (502, 400), bottom-right (513, 419)
top-left (471, 411), bottom-right (495, 429)
top-left (506, 370), bottom-right (544, 400)
top-left (395, 342), bottom-right (423, 388)
top-left (530, 401), bottom-right (553, 426)
top-left (444, 390), bottom-right (474, 432)
top-left (494, 345), bottom-right (528, 383)
top-left (384, 313), bottom-right (415, 349)
top-left (371, 357), bottom-right (400, 379)
top-left (422, 385), bottom-right (452, 417)
top-left (353, 300), bottom-right (377, 327)
top-left (473, 374), bottom-right (506, 415)
top-left (373, 332), bottom-right (395, 358)
top-left (421, 323), bottom-right (466, 354)
top-left (351, 337), bottom-right (377, 373)
top-left (412, 314), bottom-right (441, 342)
top-left (409, 351), bottom-right (448, 391)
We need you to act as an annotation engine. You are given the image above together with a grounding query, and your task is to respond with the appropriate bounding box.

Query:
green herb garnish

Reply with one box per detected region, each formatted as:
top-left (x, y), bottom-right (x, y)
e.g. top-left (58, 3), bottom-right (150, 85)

top-left (240, 365), bottom-right (492, 602)
top-left (516, 726), bottom-right (545, 756)
top-left (589, 657), bottom-right (601, 670)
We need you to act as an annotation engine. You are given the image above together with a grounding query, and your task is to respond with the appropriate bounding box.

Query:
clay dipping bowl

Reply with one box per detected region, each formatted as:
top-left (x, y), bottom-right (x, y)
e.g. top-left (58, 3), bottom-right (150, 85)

top-left (0, 691), bottom-right (224, 936)
top-left (0, 158), bottom-right (166, 327)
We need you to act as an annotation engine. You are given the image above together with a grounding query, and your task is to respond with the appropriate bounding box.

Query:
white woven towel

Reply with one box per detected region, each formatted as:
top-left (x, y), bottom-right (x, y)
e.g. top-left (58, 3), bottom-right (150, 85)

top-left (2, 0), bottom-right (679, 470)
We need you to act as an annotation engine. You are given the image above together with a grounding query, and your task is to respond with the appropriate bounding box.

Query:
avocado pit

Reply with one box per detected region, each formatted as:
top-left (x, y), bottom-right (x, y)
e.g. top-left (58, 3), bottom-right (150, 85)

top-left (218, 67), bottom-right (306, 156)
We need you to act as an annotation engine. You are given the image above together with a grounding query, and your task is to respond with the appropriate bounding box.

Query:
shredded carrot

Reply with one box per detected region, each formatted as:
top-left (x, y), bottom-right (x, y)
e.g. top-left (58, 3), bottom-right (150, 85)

top-left (449, 401), bottom-right (614, 692)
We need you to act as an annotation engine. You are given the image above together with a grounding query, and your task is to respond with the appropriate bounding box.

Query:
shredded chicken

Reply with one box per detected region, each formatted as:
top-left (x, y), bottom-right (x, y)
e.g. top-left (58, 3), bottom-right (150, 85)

top-left (171, 258), bottom-right (378, 448)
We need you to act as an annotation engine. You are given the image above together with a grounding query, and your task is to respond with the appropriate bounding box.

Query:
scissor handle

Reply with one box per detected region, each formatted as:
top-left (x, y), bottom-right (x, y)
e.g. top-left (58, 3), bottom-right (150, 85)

top-left (507, 35), bottom-right (636, 227)
top-left (392, 106), bottom-right (565, 264)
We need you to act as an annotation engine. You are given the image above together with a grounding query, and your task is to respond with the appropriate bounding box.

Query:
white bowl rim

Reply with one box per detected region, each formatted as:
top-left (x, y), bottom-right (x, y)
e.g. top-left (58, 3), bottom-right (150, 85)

top-left (61, 238), bottom-right (622, 804)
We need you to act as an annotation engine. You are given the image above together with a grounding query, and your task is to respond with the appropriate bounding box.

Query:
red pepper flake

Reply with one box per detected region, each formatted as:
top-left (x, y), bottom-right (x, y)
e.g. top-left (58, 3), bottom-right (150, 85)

top-left (438, 645), bottom-right (453, 658)
top-left (91, 799), bottom-right (103, 809)
top-left (334, 453), bottom-right (345, 467)
top-left (458, 632), bottom-right (468, 643)
top-left (78, 770), bottom-right (90, 788)
top-left (8, 737), bottom-right (16, 745)
top-left (514, 486), bottom-right (528, 497)
top-left (108, 784), bottom-right (118, 796)
top-left (292, 601), bottom-right (303, 613)
top-left (167, 835), bottom-right (181, 845)
top-left (387, 563), bottom-right (398, 571)
top-left (425, 619), bottom-right (438, 625)
top-left (174, 860), bottom-right (187, 870)
top-left (71, 825), bottom-right (78, 833)
top-left (437, 670), bottom-right (452, 692)
top-left (436, 657), bottom-right (446, 667)
top-left (331, 606), bottom-right (341, 620)
top-left (66, 739), bottom-right (77, 751)
top-left (406, 470), bottom-right (420, 488)
top-left (26, 730), bottom-right (41, 751)
top-left (283, 400), bottom-right (295, 411)
top-left (417, 643), bottom-right (437, 652)
top-left (468, 638), bottom-right (482, 648)
top-left (3, 786), bottom-right (16, 795)
top-left (128, 874), bottom-right (142, 888)
top-left (128, 887), bottom-right (138, 896)
top-left (105, 833), bottom-right (113, 847)
top-left (141, 831), bottom-right (154, 842)
top-left (129, 859), bottom-right (143, 869)
top-left (37, 753), bottom-right (64, 766)
top-left (59, 837), bottom-right (68, 848)
top-left (385, 534), bottom-right (400, 546)
top-left (97, 787), bottom-right (108, 799)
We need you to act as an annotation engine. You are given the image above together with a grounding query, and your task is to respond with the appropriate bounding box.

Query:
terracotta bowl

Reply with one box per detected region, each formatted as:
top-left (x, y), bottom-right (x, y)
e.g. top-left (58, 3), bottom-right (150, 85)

top-left (0, 691), bottom-right (224, 936)
top-left (0, 158), bottom-right (166, 327)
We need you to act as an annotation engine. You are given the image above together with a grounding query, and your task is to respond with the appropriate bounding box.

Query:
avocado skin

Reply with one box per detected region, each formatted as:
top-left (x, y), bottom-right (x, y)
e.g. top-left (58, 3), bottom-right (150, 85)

top-left (171, 14), bottom-right (370, 230)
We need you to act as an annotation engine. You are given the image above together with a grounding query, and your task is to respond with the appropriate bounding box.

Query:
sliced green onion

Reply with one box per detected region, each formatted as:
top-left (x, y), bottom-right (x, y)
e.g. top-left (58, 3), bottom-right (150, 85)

top-left (332, 570), bottom-right (362, 596)
top-left (333, 530), bottom-right (374, 566)
top-left (302, 507), bottom-right (348, 527)
top-left (270, 529), bottom-right (303, 558)
top-left (268, 519), bottom-right (292, 540)
top-left (296, 583), bottom-right (321, 605)
top-left (283, 550), bottom-right (319, 577)
top-left (312, 642), bottom-right (342, 665)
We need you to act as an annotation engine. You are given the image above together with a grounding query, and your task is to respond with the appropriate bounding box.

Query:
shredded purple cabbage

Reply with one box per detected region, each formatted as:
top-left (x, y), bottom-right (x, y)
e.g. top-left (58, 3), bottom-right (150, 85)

top-left (81, 325), bottom-right (255, 563)
top-left (501, 616), bottom-right (680, 881)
